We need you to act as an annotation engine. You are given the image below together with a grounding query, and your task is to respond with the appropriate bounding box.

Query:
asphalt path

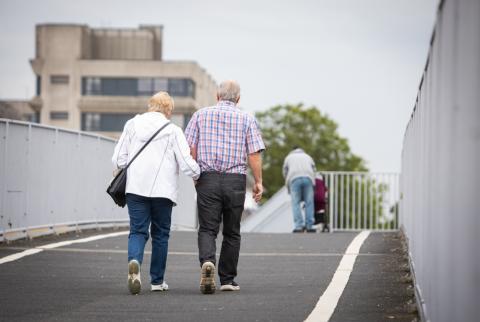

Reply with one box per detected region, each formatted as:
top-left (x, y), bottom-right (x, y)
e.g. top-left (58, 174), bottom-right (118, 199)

top-left (0, 231), bottom-right (414, 322)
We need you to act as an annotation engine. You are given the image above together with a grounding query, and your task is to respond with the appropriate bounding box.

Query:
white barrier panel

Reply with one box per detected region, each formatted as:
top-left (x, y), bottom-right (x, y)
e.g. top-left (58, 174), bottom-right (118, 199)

top-left (0, 119), bottom-right (197, 241)
top-left (400, 1), bottom-right (480, 321)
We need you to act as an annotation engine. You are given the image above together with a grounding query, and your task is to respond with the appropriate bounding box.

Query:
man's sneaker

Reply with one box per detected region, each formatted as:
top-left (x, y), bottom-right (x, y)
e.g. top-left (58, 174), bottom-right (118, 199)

top-left (306, 228), bottom-right (317, 233)
top-left (220, 281), bottom-right (240, 291)
top-left (151, 281), bottom-right (169, 292)
top-left (200, 261), bottom-right (216, 294)
top-left (127, 259), bottom-right (141, 295)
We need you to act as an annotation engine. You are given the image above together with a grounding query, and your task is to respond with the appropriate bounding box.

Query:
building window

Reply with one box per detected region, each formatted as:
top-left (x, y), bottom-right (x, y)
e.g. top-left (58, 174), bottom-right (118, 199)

top-left (50, 111), bottom-right (69, 120)
top-left (168, 78), bottom-right (195, 97)
top-left (81, 77), bottom-right (195, 98)
top-left (153, 78), bottom-right (168, 92)
top-left (82, 77), bottom-right (101, 95)
top-left (36, 76), bottom-right (41, 95)
top-left (183, 113), bottom-right (193, 129)
top-left (187, 79), bottom-right (195, 98)
top-left (81, 112), bottom-right (136, 132)
top-left (102, 78), bottom-right (137, 96)
top-left (82, 113), bottom-right (101, 131)
top-left (50, 75), bottom-right (69, 84)
top-left (137, 78), bottom-right (153, 96)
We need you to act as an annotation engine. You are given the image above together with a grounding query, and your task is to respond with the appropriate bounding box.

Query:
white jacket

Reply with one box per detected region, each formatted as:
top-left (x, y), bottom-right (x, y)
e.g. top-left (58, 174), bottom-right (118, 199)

top-left (111, 112), bottom-right (200, 205)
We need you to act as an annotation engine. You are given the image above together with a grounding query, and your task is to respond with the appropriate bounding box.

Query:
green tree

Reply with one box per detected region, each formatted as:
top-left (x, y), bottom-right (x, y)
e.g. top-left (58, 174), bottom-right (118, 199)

top-left (255, 104), bottom-right (368, 200)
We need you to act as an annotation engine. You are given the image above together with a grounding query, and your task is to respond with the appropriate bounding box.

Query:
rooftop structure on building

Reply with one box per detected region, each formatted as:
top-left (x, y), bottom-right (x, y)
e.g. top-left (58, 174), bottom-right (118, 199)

top-left (29, 23), bottom-right (217, 136)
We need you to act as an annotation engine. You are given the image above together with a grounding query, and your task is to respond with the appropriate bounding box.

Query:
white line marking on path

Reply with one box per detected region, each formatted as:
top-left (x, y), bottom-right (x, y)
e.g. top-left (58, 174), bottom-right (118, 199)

top-left (0, 231), bottom-right (128, 265)
top-left (1, 246), bottom-right (389, 257)
top-left (304, 230), bottom-right (371, 322)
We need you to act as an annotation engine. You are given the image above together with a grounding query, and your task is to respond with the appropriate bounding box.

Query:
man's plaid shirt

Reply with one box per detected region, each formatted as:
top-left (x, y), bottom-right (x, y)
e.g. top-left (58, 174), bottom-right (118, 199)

top-left (184, 100), bottom-right (265, 174)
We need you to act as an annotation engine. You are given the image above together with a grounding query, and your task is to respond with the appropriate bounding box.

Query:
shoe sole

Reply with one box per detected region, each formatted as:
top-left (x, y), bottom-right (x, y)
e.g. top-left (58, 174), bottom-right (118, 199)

top-left (220, 285), bottom-right (240, 291)
top-left (200, 262), bottom-right (216, 294)
top-left (151, 284), bottom-right (168, 292)
top-left (128, 260), bottom-right (141, 295)
top-left (151, 287), bottom-right (168, 292)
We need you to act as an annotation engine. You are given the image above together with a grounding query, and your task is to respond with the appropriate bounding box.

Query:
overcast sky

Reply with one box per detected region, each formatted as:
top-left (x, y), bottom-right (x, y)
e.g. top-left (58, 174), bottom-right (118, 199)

top-left (0, 0), bottom-right (438, 172)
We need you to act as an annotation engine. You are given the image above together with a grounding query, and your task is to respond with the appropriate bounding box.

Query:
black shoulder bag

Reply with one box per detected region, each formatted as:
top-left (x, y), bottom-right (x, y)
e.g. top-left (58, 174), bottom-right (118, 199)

top-left (107, 122), bottom-right (171, 207)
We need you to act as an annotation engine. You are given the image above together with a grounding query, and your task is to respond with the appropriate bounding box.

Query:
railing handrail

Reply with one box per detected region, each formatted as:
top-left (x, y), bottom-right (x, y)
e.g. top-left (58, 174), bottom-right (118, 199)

top-left (0, 118), bottom-right (117, 142)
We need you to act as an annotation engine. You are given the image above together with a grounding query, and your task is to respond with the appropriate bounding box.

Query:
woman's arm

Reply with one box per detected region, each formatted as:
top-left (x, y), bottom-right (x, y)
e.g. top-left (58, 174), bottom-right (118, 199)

top-left (111, 120), bottom-right (133, 169)
top-left (173, 126), bottom-right (201, 180)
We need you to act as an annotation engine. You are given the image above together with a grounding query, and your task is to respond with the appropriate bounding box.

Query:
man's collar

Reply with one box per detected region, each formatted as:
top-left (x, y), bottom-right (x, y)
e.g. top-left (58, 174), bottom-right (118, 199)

top-left (217, 100), bottom-right (237, 107)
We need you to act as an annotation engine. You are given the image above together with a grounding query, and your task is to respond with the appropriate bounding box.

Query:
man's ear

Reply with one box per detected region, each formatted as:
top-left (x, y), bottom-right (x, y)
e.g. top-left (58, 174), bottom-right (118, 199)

top-left (216, 94), bottom-right (220, 101)
top-left (236, 96), bottom-right (240, 104)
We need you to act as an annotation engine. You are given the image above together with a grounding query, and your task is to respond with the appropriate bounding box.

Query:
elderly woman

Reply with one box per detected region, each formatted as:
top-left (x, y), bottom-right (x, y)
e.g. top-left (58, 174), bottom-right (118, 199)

top-left (112, 91), bottom-right (200, 295)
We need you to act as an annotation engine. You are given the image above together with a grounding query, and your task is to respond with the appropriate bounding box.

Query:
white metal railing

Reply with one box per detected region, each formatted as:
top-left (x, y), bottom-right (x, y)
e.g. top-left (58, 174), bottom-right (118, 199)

top-left (400, 1), bottom-right (480, 321)
top-left (241, 171), bottom-right (399, 233)
top-left (322, 172), bottom-right (399, 231)
top-left (0, 119), bottom-right (197, 242)
top-left (0, 119), bottom-right (129, 242)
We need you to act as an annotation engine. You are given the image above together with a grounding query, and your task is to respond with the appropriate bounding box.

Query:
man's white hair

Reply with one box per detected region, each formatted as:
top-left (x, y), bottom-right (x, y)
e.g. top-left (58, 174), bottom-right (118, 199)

top-left (217, 80), bottom-right (240, 103)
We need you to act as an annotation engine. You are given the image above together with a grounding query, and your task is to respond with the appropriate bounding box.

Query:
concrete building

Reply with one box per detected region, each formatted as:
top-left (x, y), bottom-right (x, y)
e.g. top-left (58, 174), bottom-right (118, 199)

top-left (0, 100), bottom-right (37, 122)
top-left (29, 24), bottom-right (217, 137)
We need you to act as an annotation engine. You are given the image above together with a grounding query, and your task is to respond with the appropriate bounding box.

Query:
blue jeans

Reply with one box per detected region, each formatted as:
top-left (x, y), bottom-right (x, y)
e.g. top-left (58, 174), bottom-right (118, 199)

top-left (126, 193), bottom-right (173, 285)
top-left (290, 177), bottom-right (314, 230)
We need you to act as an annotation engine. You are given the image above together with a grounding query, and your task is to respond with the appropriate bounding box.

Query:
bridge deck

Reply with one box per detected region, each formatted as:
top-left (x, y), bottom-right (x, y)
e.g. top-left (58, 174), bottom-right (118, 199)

top-left (0, 231), bottom-right (415, 322)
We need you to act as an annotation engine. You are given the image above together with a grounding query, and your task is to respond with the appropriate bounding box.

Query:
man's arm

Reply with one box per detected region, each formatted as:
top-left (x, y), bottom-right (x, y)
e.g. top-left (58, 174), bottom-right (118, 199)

top-left (184, 112), bottom-right (199, 183)
top-left (190, 146), bottom-right (197, 161)
top-left (248, 152), bottom-right (263, 203)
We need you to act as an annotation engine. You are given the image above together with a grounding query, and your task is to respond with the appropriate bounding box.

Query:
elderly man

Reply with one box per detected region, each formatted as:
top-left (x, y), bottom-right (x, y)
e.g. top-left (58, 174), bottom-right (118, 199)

top-left (283, 147), bottom-right (317, 233)
top-left (185, 80), bottom-right (265, 294)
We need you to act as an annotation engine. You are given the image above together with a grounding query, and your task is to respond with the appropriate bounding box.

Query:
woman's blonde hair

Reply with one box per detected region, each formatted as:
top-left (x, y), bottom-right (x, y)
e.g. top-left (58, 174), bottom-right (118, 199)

top-left (148, 91), bottom-right (174, 115)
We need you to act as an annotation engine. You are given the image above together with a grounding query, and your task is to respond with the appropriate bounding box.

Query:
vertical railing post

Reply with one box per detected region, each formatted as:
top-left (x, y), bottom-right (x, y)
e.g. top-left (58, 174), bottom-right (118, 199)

top-left (368, 175), bottom-right (374, 229)
top-left (24, 124), bottom-right (32, 228)
top-left (1, 121), bottom-right (9, 236)
top-left (363, 173), bottom-right (367, 229)
top-left (340, 174), bottom-right (344, 230)
top-left (353, 174), bottom-right (357, 230)
top-left (329, 173), bottom-right (334, 233)
top-left (346, 174), bottom-right (350, 230)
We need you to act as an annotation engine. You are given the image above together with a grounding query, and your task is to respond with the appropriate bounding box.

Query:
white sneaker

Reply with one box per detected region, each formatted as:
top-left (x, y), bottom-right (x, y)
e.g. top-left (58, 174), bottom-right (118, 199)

top-left (127, 259), bottom-right (141, 295)
top-left (151, 282), bottom-right (169, 292)
top-left (220, 281), bottom-right (240, 291)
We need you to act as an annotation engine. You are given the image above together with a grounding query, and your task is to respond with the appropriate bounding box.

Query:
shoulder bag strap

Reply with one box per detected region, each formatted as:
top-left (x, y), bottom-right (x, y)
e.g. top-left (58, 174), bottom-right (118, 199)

top-left (124, 122), bottom-right (171, 169)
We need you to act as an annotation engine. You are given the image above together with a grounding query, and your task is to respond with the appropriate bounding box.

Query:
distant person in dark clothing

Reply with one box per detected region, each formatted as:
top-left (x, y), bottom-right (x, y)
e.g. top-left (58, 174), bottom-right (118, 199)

top-left (283, 147), bottom-right (316, 233)
top-left (314, 174), bottom-right (330, 232)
